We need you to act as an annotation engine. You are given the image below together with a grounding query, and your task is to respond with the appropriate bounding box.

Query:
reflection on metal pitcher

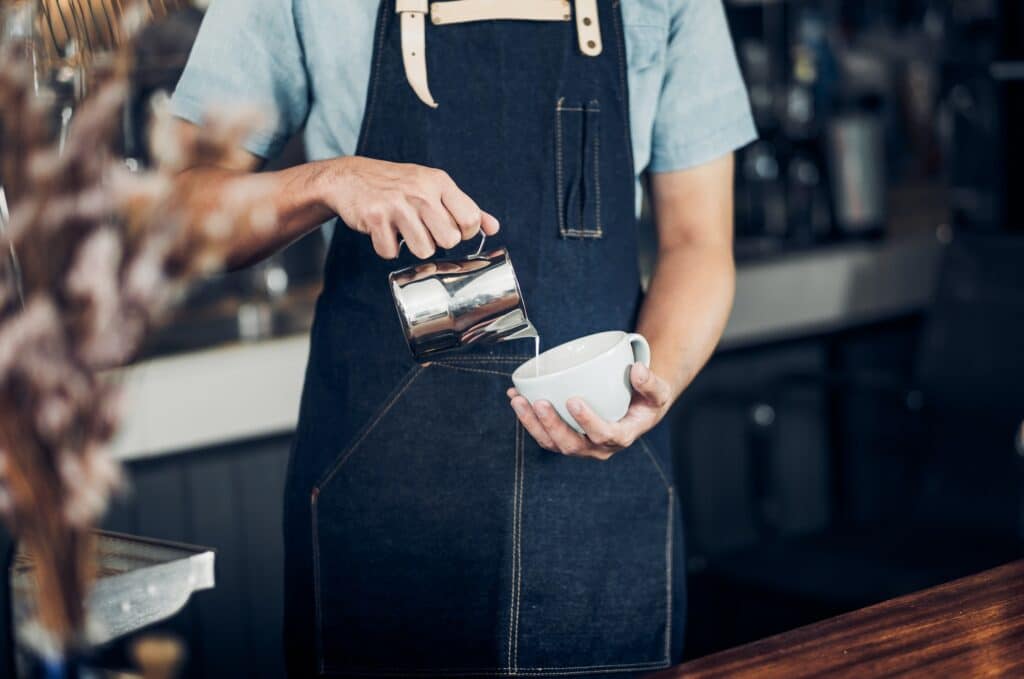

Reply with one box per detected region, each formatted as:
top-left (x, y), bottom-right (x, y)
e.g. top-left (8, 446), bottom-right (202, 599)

top-left (389, 235), bottom-right (534, 360)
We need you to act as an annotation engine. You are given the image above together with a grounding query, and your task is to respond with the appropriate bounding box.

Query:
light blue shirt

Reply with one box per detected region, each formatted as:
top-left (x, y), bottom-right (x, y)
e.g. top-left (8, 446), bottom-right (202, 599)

top-left (173, 0), bottom-right (757, 214)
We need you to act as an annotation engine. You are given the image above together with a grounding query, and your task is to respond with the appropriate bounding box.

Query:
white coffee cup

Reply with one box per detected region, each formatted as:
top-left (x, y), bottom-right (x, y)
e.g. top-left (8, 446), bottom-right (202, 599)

top-left (512, 331), bottom-right (651, 434)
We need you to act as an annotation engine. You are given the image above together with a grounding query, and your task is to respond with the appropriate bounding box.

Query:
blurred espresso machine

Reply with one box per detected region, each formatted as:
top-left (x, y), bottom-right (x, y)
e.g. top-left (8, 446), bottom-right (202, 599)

top-left (944, 0), bottom-right (1024, 233)
top-left (727, 0), bottom-right (1024, 252)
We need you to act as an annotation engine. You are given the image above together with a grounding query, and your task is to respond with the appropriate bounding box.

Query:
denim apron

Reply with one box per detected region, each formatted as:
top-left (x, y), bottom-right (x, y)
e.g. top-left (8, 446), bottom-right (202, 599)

top-left (283, 1), bottom-right (685, 676)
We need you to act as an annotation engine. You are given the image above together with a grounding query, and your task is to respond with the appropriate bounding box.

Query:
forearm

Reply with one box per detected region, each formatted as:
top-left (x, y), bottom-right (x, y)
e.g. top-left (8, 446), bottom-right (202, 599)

top-left (174, 153), bottom-right (501, 269)
top-left (175, 159), bottom-right (336, 270)
top-left (636, 241), bottom-right (735, 402)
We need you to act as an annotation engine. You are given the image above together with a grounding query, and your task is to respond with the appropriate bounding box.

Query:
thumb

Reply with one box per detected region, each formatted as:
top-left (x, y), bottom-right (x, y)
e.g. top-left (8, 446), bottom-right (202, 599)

top-left (630, 363), bottom-right (671, 407)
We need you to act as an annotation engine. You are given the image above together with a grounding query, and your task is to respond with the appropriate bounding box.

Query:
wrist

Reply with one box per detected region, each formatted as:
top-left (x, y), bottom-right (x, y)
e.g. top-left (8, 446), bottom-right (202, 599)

top-left (319, 155), bottom-right (367, 213)
top-left (307, 157), bottom-right (351, 213)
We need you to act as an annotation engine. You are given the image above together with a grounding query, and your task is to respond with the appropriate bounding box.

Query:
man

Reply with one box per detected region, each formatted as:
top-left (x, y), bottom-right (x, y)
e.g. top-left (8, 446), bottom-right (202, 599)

top-left (172, 0), bottom-right (755, 676)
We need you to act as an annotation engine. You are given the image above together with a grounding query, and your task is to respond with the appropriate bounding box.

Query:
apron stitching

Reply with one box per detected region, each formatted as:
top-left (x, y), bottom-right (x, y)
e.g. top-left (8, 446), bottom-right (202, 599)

top-left (320, 660), bottom-right (671, 676)
top-left (507, 421), bottom-right (524, 670)
top-left (555, 98), bottom-right (566, 236)
top-left (591, 100), bottom-right (603, 233)
top-left (561, 229), bottom-right (603, 238)
top-left (506, 422), bottom-right (517, 670)
top-left (512, 667), bottom-right (671, 675)
top-left (435, 357), bottom-right (532, 362)
top-left (513, 421), bottom-right (525, 669)
top-left (315, 365), bottom-right (425, 490)
top-left (513, 422), bottom-right (521, 671)
top-left (312, 498), bottom-right (324, 673)
top-left (433, 363), bottom-right (515, 378)
top-left (664, 488), bottom-right (674, 663)
top-left (356, 1), bottom-right (390, 151)
top-left (311, 364), bottom-right (426, 674)
top-left (639, 436), bottom-right (670, 489)
top-left (610, 1), bottom-right (636, 170)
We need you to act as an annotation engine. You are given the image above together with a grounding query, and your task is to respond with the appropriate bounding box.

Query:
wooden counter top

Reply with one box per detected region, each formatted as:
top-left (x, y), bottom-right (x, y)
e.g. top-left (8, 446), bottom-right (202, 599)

top-left (652, 560), bottom-right (1024, 678)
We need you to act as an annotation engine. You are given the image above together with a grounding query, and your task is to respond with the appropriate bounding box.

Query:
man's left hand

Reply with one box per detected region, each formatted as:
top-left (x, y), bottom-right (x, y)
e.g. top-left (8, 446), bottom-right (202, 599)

top-left (507, 363), bottom-right (673, 460)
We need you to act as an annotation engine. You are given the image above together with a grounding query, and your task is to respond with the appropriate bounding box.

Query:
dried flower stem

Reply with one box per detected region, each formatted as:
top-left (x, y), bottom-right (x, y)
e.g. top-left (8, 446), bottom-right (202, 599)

top-left (0, 2), bottom-right (274, 653)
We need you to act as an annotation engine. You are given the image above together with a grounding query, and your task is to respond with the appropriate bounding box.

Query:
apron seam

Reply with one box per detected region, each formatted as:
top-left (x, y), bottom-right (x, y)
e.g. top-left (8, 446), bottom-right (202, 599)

top-left (314, 364), bottom-right (426, 491)
top-left (610, 0), bottom-right (636, 170)
top-left (356, 0), bottom-right (390, 152)
top-left (506, 422), bottom-right (517, 669)
top-left (509, 420), bottom-right (525, 670)
top-left (555, 97), bottom-right (567, 236)
top-left (592, 100), bottom-right (603, 233)
top-left (435, 357), bottom-right (532, 362)
top-left (320, 659), bottom-right (671, 676)
top-left (638, 436), bottom-right (670, 489)
top-left (433, 363), bottom-right (516, 378)
top-left (515, 419), bottom-right (526, 668)
top-left (664, 487), bottom-right (674, 664)
top-left (514, 662), bottom-right (670, 673)
top-left (311, 363), bottom-right (427, 675)
top-left (562, 228), bottom-right (604, 238)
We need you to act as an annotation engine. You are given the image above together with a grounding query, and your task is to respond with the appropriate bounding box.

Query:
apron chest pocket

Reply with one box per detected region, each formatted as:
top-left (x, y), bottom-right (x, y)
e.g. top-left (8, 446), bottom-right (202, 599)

top-left (555, 98), bottom-right (603, 239)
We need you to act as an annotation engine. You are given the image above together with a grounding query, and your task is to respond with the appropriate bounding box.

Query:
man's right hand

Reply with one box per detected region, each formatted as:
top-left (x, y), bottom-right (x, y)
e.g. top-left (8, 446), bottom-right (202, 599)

top-left (172, 117), bottom-right (500, 268)
top-left (319, 156), bottom-right (500, 259)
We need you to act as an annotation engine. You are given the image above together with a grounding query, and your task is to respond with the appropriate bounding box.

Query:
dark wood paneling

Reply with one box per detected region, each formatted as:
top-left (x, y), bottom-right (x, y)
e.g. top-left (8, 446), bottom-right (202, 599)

top-left (184, 448), bottom-right (249, 678)
top-left (236, 444), bottom-right (289, 679)
top-left (131, 457), bottom-right (190, 543)
top-left (100, 435), bottom-right (292, 678)
top-left (671, 341), bottom-right (830, 558)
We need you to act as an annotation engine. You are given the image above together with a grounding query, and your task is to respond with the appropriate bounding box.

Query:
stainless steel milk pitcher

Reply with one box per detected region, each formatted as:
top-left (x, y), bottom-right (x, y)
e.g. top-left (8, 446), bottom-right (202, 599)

top-left (389, 234), bottom-right (534, 360)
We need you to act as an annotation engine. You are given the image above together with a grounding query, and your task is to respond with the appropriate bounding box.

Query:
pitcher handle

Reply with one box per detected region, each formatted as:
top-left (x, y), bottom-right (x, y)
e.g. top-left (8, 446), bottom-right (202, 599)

top-left (471, 231), bottom-right (487, 258)
top-left (397, 231), bottom-right (486, 258)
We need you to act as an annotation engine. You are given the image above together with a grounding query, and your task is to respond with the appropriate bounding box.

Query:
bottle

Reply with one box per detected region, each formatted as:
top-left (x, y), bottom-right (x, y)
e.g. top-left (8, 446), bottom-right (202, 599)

top-left (1, 1), bottom-right (43, 93)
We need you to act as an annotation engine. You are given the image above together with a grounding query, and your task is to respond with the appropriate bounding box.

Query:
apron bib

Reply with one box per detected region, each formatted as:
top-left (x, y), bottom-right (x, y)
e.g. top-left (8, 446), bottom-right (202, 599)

top-left (283, 1), bottom-right (685, 676)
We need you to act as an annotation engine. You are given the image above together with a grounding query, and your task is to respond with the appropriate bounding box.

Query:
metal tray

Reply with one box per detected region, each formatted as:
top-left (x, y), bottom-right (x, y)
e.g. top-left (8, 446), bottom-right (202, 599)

top-left (10, 530), bottom-right (214, 646)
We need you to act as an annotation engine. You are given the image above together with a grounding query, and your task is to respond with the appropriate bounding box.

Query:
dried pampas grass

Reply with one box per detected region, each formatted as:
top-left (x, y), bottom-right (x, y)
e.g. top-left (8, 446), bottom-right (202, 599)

top-left (0, 3), bottom-right (272, 652)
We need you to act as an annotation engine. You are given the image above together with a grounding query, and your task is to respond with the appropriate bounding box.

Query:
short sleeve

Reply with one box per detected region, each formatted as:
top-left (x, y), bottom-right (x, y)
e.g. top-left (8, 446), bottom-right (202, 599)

top-left (171, 0), bottom-right (310, 159)
top-left (649, 0), bottom-right (757, 173)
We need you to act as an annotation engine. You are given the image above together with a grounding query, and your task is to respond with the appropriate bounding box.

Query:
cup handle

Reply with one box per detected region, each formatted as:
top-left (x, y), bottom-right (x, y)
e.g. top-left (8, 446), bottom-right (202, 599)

top-left (627, 333), bottom-right (651, 368)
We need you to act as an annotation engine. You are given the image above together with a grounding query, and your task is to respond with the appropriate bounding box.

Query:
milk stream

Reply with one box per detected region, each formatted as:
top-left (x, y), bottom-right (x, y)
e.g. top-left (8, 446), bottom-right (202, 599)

top-left (518, 321), bottom-right (542, 377)
top-left (534, 335), bottom-right (540, 376)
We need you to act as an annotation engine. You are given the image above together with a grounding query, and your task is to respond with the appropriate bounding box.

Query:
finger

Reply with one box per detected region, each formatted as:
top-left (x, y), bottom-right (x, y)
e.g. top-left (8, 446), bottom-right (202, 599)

top-left (507, 388), bottom-right (520, 399)
top-left (440, 188), bottom-right (484, 240)
top-left (533, 401), bottom-right (587, 455)
top-left (419, 201), bottom-right (463, 250)
top-left (480, 210), bottom-right (501, 236)
top-left (510, 396), bottom-right (558, 451)
top-left (369, 222), bottom-right (400, 259)
top-left (567, 398), bottom-right (627, 448)
top-left (630, 363), bottom-right (672, 407)
top-left (393, 205), bottom-right (436, 259)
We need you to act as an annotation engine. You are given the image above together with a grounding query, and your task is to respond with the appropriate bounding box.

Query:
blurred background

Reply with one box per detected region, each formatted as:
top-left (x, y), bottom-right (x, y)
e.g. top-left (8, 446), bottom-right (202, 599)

top-left (2, 0), bottom-right (1024, 677)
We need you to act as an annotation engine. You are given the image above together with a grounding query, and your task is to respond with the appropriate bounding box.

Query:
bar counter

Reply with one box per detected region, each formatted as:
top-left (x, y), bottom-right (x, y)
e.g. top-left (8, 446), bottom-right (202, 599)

top-left (651, 560), bottom-right (1024, 678)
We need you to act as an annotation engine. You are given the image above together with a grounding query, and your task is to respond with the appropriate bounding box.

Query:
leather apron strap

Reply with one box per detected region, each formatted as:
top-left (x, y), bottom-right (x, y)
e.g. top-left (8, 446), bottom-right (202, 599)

top-left (432, 0), bottom-right (571, 25)
top-left (396, 0), bottom-right (438, 108)
top-left (396, 0), bottom-right (601, 108)
top-left (573, 0), bottom-right (602, 56)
